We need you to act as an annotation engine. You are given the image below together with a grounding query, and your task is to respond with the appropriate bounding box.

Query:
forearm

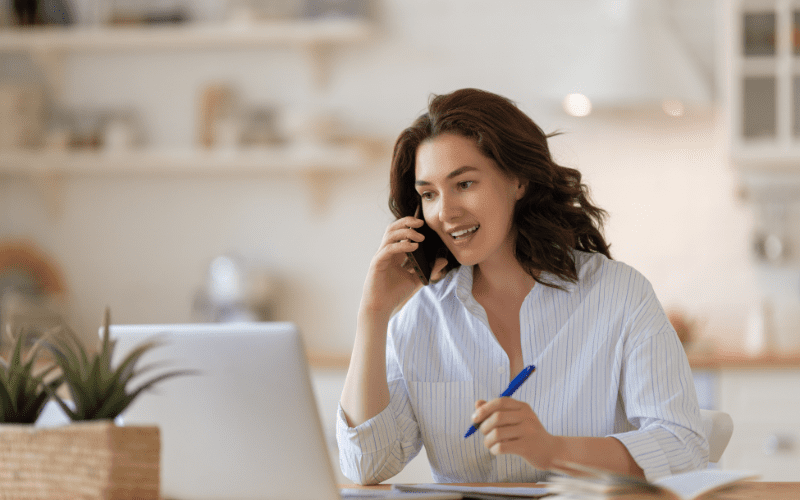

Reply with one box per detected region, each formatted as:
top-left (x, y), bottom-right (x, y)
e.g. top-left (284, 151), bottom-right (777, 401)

top-left (339, 305), bottom-right (393, 427)
top-left (550, 436), bottom-right (644, 477)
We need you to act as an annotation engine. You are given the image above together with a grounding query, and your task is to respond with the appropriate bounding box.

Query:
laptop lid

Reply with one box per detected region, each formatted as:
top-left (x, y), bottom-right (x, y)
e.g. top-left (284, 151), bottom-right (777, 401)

top-left (107, 322), bottom-right (340, 500)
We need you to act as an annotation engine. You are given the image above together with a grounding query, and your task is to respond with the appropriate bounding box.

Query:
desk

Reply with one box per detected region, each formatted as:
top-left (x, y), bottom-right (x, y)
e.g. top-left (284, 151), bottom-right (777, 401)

top-left (715, 482), bottom-right (800, 499)
top-left (344, 482), bottom-right (800, 499)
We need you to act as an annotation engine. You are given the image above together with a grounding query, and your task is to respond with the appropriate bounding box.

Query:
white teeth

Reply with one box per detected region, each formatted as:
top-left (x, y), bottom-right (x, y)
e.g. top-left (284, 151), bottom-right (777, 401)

top-left (450, 226), bottom-right (479, 238)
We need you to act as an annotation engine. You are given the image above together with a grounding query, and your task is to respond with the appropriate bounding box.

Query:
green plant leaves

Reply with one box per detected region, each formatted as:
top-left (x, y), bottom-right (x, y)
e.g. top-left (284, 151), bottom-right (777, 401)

top-left (43, 307), bottom-right (194, 421)
top-left (0, 326), bottom-right (64, 424)
top-left (2, 308), bottom-right (193, 424)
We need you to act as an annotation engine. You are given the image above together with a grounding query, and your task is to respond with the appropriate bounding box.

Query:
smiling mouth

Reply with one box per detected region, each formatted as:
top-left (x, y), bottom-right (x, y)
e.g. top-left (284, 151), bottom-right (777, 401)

top-left (449, 225), bottom-right (479, 240)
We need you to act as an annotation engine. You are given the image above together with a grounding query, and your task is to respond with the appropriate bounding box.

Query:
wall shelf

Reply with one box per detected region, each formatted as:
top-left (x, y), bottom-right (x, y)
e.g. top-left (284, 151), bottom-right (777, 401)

top-left (0, 143), bottom-right (373, 177)
top-left (0, 18), bottom-right (372, 53)
top-left (0, 18), bottom-right (372, 92)
top-left (0, 17), bottom-right (378, 215)
top-left (0, 141), bottom-right (383, 216)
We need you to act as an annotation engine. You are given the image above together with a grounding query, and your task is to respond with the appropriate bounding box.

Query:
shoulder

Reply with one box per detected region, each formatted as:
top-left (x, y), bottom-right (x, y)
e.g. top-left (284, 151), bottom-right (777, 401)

top-left (569, 251), bottom-right (657, 304)
top-left (574, 252), bottom-right (674, 341)
top-left (576, 250), bottom-right (650, 286)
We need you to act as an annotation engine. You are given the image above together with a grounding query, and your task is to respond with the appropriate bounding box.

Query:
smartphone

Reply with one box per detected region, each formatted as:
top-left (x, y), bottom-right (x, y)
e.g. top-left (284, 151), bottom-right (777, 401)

top-left (406, 205), bottom-right (447, 286)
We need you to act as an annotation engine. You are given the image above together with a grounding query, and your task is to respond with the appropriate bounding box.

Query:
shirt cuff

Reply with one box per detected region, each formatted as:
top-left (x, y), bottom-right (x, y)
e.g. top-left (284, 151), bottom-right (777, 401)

top-left (610, 430), bottom-right (672, 481)
top-left (336, 403), bottom-right (400, 455)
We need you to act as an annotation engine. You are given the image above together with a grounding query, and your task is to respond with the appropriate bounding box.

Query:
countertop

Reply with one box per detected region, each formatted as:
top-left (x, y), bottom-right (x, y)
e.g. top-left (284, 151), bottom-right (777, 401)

top-left (686, 349), bottom-right (800, 369)
top-left (308, 349), bottom-right (800, 370)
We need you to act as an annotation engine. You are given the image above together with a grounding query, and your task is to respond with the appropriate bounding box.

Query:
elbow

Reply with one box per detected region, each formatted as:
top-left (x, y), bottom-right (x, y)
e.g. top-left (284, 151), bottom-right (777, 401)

top-left (342, 468), bottom-right (385, 486)
top-left (352, 476), bottom-right (381, 486)
top-left (339, 456), bottom-right (386, 486)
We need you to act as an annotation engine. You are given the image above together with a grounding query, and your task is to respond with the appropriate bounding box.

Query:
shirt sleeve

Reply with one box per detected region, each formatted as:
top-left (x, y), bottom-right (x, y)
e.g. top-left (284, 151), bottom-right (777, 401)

top-left (609, 285), bottom-right (710, 481)
top-left (336, 341), bottom-right (424, 485)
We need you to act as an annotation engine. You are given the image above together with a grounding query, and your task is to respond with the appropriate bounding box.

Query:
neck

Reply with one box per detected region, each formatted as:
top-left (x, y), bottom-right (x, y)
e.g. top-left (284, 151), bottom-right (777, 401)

top-left (472, 251), bottom-right (536, 299)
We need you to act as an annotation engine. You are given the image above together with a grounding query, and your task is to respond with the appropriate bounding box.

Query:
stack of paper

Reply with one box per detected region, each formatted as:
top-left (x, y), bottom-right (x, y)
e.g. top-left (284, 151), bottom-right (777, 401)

top-left (392, 483), bottom-right (550, 499)
top-left (546, 462), bottom-right (758, 500)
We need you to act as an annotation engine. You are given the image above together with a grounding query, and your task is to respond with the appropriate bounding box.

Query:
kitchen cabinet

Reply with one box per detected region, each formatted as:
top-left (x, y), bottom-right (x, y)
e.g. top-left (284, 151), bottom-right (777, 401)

top-left (691, 351), bottom-right (800, 480)
top-left (722, 0), bottom-right (800, 170)
top-left (717, 368), bottom-right (800, 480)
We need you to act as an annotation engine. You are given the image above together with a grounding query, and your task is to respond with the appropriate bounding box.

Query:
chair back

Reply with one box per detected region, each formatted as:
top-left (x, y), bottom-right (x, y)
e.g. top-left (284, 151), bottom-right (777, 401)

top-left (699, 409), bottom-right (734, 463)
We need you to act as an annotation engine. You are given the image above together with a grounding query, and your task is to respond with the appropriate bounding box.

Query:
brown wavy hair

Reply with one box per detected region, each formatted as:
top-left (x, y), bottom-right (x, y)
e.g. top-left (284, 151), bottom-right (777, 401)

top-left (389, 88), bottom-right (611, 288)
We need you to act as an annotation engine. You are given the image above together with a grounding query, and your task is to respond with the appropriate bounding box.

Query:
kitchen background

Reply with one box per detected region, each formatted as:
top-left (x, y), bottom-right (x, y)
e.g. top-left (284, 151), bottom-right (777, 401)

top-left (0, 0), bottom-right (799, 483)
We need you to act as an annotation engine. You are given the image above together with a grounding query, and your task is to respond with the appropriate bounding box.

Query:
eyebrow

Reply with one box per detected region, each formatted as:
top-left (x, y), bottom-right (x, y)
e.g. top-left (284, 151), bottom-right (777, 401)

top-left (415, 166), bottom-right (478, 187)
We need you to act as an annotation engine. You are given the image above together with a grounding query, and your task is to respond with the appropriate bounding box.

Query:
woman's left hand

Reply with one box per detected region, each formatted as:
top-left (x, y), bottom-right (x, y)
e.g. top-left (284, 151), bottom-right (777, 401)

top-left (472, 398), bottom-right (560, 470)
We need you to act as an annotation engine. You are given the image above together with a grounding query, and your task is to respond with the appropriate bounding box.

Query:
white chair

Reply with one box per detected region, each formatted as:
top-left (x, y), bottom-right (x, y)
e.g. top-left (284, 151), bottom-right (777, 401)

top-left (699, 409), bottom-right (734, 463)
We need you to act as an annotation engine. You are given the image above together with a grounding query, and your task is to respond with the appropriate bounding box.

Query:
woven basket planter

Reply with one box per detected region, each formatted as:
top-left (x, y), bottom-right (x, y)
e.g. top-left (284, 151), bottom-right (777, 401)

top-left (0, 421), bottom-right (159, 500)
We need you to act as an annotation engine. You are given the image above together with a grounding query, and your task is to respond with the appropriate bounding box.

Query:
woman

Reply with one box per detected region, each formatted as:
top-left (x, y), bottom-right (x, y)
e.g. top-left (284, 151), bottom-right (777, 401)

top-left (337, 88), bottom-right (708, 485)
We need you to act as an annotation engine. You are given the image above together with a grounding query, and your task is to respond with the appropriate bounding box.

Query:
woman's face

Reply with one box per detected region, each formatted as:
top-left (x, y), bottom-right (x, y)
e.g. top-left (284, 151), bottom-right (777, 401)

top-left (414, 133), bottom-right (525, 268)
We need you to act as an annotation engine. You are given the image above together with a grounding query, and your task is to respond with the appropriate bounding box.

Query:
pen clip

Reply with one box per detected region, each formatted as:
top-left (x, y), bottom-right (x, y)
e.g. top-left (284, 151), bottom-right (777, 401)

top-left (500, 365), bottom-right (536, 397)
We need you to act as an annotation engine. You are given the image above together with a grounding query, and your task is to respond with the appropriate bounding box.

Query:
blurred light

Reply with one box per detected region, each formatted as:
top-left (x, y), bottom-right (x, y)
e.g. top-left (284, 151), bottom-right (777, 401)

top-left (563, 94), bottom-right (592, 117)
top-left (662, 100), bottom-right (685, 117)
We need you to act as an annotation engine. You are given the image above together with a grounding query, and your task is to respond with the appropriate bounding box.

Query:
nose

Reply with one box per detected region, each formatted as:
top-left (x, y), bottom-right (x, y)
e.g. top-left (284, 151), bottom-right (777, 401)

top-left (438, 192), bottom-right (462, 223)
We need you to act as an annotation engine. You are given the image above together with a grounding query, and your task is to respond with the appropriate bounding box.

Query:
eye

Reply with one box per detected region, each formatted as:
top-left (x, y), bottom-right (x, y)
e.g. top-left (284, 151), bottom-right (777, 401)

top-left (420, 191), bottom-right (436, 201)
top-left (458, 181), bottom-right (474, 190)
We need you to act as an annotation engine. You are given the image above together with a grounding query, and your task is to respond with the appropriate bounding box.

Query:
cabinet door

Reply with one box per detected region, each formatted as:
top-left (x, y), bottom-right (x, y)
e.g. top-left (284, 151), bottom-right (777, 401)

top-left (725, 1), bottom-right (800, 166)
top-left (718, 369), bottom-right (800, 480)
top-left (794, 76), bottom-right (800, 138)
top-left (742, 76), bottom-right (777, 140)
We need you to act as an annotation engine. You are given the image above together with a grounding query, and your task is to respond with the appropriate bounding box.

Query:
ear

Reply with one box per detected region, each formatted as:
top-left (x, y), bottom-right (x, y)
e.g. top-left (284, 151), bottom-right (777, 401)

top-left (515, 180), bottom-right (528, 201)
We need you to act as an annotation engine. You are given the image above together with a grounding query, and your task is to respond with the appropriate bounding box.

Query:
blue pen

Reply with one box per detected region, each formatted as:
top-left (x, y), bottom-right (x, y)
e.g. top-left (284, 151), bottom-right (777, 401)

top-left (464, 364), bottom-right (536, 438)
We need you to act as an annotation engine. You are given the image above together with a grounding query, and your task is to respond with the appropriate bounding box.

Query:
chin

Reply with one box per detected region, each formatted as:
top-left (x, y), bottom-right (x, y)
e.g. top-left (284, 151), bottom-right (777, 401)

top-left (449, 251), bottom-right (482, 268)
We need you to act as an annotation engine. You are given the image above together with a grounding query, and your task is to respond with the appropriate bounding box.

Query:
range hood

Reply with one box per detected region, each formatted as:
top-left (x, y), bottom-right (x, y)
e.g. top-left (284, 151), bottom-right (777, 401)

top-left (539, 0), bottom-right (715, 111)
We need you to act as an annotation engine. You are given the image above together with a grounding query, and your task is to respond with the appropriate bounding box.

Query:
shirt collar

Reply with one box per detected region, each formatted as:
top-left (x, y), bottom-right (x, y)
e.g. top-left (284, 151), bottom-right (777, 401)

top-left (453, 265), bottom-right (474, 305)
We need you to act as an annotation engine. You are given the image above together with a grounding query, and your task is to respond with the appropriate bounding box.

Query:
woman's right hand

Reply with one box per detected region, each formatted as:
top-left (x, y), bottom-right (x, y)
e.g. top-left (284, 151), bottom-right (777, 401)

top-left (360, 216), bottom-right (446, 315)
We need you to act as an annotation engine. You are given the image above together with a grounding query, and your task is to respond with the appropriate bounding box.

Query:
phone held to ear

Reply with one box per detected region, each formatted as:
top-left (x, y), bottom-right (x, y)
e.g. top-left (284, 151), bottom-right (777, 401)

top-left (406, 205), bottom-right (447, 286)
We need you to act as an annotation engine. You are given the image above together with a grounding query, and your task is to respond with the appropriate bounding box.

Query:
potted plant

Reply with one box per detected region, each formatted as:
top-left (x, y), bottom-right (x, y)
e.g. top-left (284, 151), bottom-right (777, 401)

top-left (0, 309), bottom-right (190, 500)
top-left (0, 325), bottom-right (63, 424)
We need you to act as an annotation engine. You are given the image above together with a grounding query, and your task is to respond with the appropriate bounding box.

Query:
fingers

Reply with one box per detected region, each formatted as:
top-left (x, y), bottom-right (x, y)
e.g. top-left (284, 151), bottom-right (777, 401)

top-left (471, 398), bottom-right (549, 460)
top-left (472, 397), bottom-right (521, 425)
top-left (475, 401), bottom-right (525, 435)
top-left (362, 217), bottom-right (431, 314)
top-left (382, 217), bottom-right (425, 248)
top-left (373, 218), bottom-right (424, 261)
top-left (472, 398), bottom-right (529, 451)
top-left (486, 430), bottom-right (525, 456)
top-left (393, 216), bottom-right (425, 233)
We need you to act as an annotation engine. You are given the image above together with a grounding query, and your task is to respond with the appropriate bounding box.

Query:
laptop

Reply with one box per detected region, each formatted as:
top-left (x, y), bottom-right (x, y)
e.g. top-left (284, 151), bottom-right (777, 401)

top-left (107, 322), bottom-right (460, 500)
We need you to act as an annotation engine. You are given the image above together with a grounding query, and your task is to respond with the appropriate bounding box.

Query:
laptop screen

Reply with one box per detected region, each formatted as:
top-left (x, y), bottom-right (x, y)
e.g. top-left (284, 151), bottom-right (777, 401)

top-left (108, 322), bottom-right (340, 500)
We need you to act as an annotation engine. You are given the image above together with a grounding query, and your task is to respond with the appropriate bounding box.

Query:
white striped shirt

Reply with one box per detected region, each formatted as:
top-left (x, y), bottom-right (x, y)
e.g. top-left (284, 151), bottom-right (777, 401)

top-left (337, 251), bottom-right (709, 484)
